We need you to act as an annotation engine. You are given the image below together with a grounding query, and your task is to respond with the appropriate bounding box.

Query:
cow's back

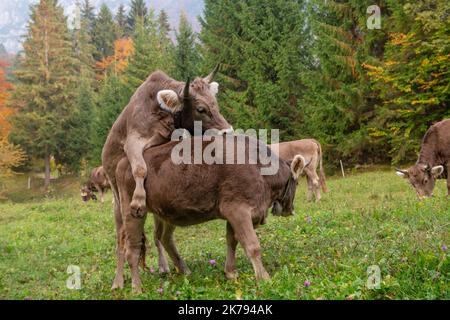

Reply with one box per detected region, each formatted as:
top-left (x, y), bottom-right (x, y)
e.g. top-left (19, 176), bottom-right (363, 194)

top-left (116, 137), bottom-right (274, 225)
top-left (272, 139), bottom-right (319, 161)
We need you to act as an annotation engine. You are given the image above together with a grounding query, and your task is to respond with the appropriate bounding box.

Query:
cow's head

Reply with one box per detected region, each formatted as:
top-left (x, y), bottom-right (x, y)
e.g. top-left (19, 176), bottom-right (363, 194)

top-left (157, 65), bottom-right (233, 135)
top-left (396, 164), bottom-right (444, 199)
top-left (272, 155), bottom-right (308, 217)
top-left (80, 185), bottom-right (97, 202)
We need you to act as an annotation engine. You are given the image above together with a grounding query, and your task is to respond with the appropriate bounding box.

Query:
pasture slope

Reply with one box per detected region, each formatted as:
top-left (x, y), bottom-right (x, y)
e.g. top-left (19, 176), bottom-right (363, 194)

top-left (0, 170), bottom-right (448, 300)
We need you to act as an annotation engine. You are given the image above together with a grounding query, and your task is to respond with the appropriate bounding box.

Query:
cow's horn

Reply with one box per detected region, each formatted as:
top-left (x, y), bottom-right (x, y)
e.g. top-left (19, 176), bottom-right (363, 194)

top-left (183, 78), bottom-right (190, 99)
top-left (204, 64), bottom-right (220, 83)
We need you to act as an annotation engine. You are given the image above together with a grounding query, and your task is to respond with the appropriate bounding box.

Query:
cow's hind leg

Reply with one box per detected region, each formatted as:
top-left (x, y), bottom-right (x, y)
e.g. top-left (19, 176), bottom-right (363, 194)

top-left (153, 216), bottom-right (170, 273)
top-left (226, 207), bottom-right (269, 281)
top-left (124, 213), bottom-right (147, 294)
top-left (306, 175), bottom-right (314, 202)
top-left (111, 189), bottom-right (125, 291)
top-left (160, 222), bottom-right (190, 275)
top-left (310, 169), bottom-right (321, 202)
top-left (446, 164), bottom-right (450, 198)
top-left (225, 222), bottom-right (238, 280)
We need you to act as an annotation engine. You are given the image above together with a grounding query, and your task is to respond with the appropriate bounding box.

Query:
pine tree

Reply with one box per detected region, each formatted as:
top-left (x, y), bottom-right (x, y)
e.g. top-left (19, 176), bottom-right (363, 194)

top-left (125, 13), bottom-right (169, 92)
top-left (158, 10), bottom-right (171, 41)
top-left (92, 4), bottom-right (115, 61)
top-left (174, 11), bottom-right (200, 80)
top-left (200, 0), bottom-right (312, 140)
top-left (9, 0), bottom-right (78, 188)
top-left (115, 4), bottom-right (127, 39)
top-left (92, 74), bottom-right (129, 162)
top-left (127, 0), bottom-right (148, 34)
top-left (80, 0), bottom-right (96, 35)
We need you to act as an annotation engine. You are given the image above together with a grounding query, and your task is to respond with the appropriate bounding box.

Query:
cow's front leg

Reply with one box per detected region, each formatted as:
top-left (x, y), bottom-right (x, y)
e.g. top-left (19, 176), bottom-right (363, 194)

top-left (161, 222), bottom-right (190, 275)
top-left (154, 216), bottom-right (170, 273)
top-left (226, 208), bottom-right (270, 281)
top-left (225, 222), bottom-right (238, 280)
top-left (124, 137), bottom-right (148, 218)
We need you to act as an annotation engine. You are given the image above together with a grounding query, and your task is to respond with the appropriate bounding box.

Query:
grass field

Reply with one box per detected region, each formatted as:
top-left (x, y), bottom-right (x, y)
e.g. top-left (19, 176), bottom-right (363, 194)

top-left (0, 170), bottom-right (448, 300)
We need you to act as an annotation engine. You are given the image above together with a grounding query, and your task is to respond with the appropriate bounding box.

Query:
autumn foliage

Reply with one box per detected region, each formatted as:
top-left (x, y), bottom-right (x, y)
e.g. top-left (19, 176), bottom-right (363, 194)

top-left (96, 38), bottom-right (134, 79)
top-left (0, 60), bottom-right (13, 137)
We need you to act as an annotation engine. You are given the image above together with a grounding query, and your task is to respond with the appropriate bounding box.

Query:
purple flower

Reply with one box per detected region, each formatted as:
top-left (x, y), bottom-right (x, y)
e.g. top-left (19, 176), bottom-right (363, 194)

top-left (209, 259), bottom-right (217, 266)
top-left (442, 245), bottom-right (447, 252)
top-left (304, 280), bottom-right (311, 288)
top-left (149, 267), bottom-right (155, 274)
top-left (157, 287), bottom-right (164, 294)
top-left (306, 216), bottom-right (312, 224)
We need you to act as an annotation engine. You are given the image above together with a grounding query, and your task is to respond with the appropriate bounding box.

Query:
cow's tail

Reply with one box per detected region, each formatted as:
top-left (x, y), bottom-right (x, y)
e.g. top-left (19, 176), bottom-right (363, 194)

top-left (315, 140), bottom-right (328, 193)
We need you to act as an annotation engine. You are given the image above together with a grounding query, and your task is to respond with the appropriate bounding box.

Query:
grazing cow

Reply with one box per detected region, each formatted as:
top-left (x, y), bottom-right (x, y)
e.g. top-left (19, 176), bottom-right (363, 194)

top-left (113, 136), bottom-right (307, 293)
top-left (81, 166), bottom-right (110, 203)
top-left (270, 139), bottom-right (328, 202)
top-left (396, 119), bottom-right (450, 199)
top-left (102, 68), bottom-right (232, 289)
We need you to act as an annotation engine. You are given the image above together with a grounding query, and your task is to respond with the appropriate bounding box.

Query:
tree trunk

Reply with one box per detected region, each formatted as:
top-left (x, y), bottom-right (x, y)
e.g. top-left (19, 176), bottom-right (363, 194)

top-left (44, 148), bottom-right (51, 190)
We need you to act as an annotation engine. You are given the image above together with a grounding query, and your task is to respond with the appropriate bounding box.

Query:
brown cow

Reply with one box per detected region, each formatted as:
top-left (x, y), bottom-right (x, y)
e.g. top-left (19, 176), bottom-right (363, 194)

top-left (102, 69), bottom-right (232, 289)
top-left (270, 139), bottom-right (328, 202)
top-left (113, 136), bottom-right (307, 293)
top-left (81, 166), bottom-right (110, 203)
top-left (396, 119), bottom-right (450, 199)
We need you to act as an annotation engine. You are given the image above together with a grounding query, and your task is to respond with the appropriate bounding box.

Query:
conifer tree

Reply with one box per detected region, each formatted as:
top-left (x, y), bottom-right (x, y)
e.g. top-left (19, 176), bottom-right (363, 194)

top-left (115, 4), bottom-right (127, 39)
top-left (9, 0), bottom-right (78, 187)
top-left (92, 4), bottom-right (115, 61)
top-left (127, 0), bottom-right (148, 34)
top-left (174, 11), bottom-right (200, 80)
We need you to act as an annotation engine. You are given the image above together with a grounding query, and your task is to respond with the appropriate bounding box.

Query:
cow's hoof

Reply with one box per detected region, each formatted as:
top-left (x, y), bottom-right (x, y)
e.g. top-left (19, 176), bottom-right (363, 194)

top-left (159, 265), bottom-right (170, 274)
top-left (256, 271), bottom-right (271, 281)
top-left (225, 271), bottom-right (239, 281)
top-left (111, 278), bottom-right (124, 291)
top-left (132, 286), bottom-right (143, 294)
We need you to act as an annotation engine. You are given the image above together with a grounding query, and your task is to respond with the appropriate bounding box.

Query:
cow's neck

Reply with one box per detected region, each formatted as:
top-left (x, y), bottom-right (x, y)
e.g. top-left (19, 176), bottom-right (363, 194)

top-left (265, 161), bottom-right (292, 200)
top-left (417, 131), bottom-right (438, 166)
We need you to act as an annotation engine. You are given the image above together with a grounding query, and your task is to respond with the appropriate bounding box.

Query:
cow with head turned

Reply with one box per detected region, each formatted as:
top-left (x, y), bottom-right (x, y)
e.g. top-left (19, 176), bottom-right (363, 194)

top-left (81, 166), bottom-right (110, 203)
top-left (101, 68), bottom-right (233, 287)
top-left (270, 139), bottom-right (328, 202)
top-left (396, 119), bottom-right (450, 199)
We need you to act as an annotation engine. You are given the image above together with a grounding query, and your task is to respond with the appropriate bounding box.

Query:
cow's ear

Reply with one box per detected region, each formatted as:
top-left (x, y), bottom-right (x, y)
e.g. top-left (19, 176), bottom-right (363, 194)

top-left (395, 168), bottom-right (409, 178)
top-left (157, 90), bottom-right (182, 113)
top-left (210, 82), bottom-right (219, 96)
top-left (431, 165), bottom-right (444, 178)
top-left (291, 155), bottom-right (306, 180)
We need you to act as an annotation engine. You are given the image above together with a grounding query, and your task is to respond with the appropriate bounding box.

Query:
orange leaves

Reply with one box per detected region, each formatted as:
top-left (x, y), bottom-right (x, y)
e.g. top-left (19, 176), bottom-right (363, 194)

top-left (96, 38), bottom-right (134, 79)
top-left (0, 60), bottom-right (14, 138)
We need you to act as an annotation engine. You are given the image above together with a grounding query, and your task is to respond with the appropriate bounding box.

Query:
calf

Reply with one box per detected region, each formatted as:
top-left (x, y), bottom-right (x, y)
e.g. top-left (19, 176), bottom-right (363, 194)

top-left (81, 166), bottom-right (110, 203)
top-left (271, 139), bottom-right (328, 201)
top-left (114, 136), bottom-right (307, 293)
top-left (396, 119), bottom-right (450, 199)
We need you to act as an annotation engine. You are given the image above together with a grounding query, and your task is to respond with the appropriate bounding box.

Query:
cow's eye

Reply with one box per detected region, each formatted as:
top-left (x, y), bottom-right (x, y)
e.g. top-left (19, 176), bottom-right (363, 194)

top-left (196, 107), bottom-right (206, 113)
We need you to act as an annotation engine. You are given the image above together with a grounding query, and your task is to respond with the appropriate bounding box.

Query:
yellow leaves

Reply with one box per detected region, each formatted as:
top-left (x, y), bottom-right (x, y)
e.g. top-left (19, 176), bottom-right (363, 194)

top-left (96, 38), bottom-right (134, 80)
top-left (411, 98), bottom-right (439, 105)
top-left (0, 137), bottom-right (26, 178)
top-left (389, 33), bottom-right (407, 45)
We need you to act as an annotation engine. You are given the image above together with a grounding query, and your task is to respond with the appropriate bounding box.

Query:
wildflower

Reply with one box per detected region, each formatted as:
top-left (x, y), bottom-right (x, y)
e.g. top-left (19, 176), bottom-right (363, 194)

top-left (304, 280), bottom-right (311, 288)
top-left (209, 259), bottom-right (217, 266)
top-left (157, 287), bottom-right (164, 294)
top-left (306, 216), bottom-right (312, 224)
top-left (442, 245), bottom-right (447, 252)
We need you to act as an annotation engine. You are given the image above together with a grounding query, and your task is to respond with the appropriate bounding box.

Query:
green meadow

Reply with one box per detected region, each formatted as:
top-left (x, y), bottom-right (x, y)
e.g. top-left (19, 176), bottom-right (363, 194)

top-left (0, 170), bottom-right (448, 300)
